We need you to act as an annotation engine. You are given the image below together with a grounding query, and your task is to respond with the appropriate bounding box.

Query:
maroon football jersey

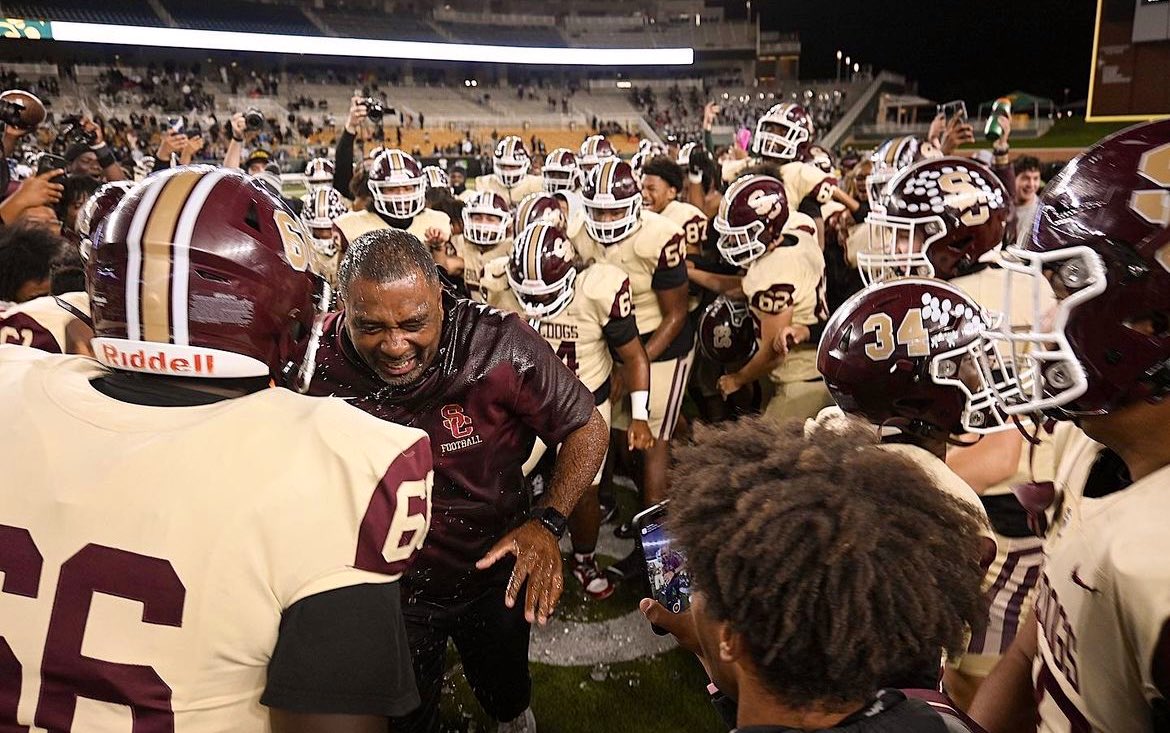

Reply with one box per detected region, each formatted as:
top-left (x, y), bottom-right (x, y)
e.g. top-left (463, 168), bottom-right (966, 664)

top-left (298, 294), bottom-right (596, 600)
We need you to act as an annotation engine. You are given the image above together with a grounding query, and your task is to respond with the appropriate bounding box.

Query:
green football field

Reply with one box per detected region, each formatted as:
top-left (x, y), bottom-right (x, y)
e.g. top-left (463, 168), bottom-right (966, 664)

top-left (437, 486), bottom-right (727, 733)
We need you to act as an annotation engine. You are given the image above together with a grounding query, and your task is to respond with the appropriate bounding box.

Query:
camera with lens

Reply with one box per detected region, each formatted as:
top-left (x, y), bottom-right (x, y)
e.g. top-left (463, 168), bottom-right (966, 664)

top-left (0, 89), bottom-right (46, 130)
top-left (244, 107), bottom-right (266, 131)
top-left (361, 98), bottom-right (385, 123)
top-left (0, 99), bottom-right (26, 128)
top-left (59, 114), bottom-right (98, 146)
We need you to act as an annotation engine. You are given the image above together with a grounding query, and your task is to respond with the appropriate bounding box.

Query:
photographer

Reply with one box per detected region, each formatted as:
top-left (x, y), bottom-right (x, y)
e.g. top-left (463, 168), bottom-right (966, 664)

top-left (332, 94), bottom-right (385, 198)
top-left (641, 417), bottom-right (988, 731)
top-left (62, 117), bottom-right (127, 182)
top-left (223, 109), bottom-right (268, 172)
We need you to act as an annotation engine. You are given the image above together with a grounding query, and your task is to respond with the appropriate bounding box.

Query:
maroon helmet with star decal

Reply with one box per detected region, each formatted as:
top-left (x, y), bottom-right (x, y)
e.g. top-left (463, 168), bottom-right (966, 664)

top-left (507, 222), bottom-right (578, 319)
top-left (860, 157), bottom-right (1009, 284)
top-left (713, 174), bottom-right (790, 267)
top-left (985, 119), bottom-right (1170, 418)
top-left (698, 295), bottom-right (757, 364)
top-left (88, 165), bottom-right (322, 383)
top-left (817, 278), bottom-right (1013, 435)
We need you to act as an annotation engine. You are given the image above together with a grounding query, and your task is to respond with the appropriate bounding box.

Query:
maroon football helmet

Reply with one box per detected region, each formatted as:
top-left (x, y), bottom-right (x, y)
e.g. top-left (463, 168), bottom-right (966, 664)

top-left (753, 103), bottom-right (815, 162)
top-left (987, 119), bottom-right (1170, 418)
top-left (817, 278), bottom-right (1012, 435)
top-left (76, 180), bottom-right (135, 261)
top-left (507, 222), bottom-right (577, 318)
top-left (578, 135), bottom-right (617, 177)
top-left (494, 135), bottom-right (531, 188)
top-left (462, 190), bottom-right (511, 247)
top-left (88, 166), bottom-right (322, 383)
top-left (543, 147), bottom-right (581, 193)
top-left (698, 295), bottom-right (757, 364)
top-left (861, 157), bottom-right (1009, 284)
top-left (515, 191), bottom-right (566, 230)
top-left (582, 159), bottom-right (641, 244)
top-left (367, 149), bottom-right (426, 218)
top-left (713, 174), bottom-right (790, 267)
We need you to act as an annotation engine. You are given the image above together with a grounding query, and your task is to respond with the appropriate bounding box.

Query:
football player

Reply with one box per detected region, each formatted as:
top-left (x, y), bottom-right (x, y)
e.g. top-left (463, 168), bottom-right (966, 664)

top-left (458, 190), bottom-right (519, 310)
top-left (334, 149), bottom-right (452, 256)
top-left (970, 119), bottom-right (1170, 733)
top-left (577, 134), bottom-right (617, 182)
top-left (542, 147), bottom-right (583, 194)
top-left (639, 156), bottom-right (709, 260)
top-left (574, 160), bottom-right (692, 572)
top-left (0, 166), bottom-right (434, 732)
top-left (299, 184), bottom-right (350, 293)
top-left (861, 155), bottom-right (1057, 700)
top-left (421, 165), bottom-right (451, 193)
top-left (819, 277), bottom-right (1030, 700)
top-left (503, 222), bottom-right (655, 599)
top-left (722, 103), bottom-right (848, 237)
top-left (303, 156), bottom-right (335, 193)
top-left (461, 136), bottom-right (542, 205)
top-left (713, 174), bottom-right (831, 423)
top-left (296, 226), bottom-right (608, 733)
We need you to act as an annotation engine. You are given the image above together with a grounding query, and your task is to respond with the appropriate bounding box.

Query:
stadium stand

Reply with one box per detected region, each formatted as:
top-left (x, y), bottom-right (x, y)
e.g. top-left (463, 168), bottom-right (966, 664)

top-left (2, 0), bottom-right (161, 26)
top-left (160, 0), bottom-right (318, 35)
top-left (314, 8), bottom-right (444, 42)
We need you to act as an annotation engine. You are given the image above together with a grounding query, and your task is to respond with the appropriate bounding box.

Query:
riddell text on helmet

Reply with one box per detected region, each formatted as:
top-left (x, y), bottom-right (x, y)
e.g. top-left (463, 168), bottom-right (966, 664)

top-left (100, 343), bottom-right (217, 375)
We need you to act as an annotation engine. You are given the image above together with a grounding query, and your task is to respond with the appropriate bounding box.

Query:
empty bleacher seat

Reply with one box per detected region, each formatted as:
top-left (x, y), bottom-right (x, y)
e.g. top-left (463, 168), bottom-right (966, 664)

top-left (5, 0), bottom-right (162, 26)
top-left (161, 0), bottom-right (318, 35)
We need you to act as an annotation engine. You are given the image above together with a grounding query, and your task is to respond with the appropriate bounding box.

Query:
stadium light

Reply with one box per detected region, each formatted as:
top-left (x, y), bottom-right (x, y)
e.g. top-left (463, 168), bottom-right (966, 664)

top-left (46, 21), bottom-right (695, 66)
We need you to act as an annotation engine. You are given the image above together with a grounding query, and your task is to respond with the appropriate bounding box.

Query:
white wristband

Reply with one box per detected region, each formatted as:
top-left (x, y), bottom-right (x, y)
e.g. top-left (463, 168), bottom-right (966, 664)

top-left (630, 390), bottom-right (650, 422)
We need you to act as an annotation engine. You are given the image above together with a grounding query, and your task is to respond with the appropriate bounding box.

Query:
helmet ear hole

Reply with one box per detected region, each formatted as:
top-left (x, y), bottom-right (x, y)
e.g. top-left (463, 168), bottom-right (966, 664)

top-left (244, 203), bottom-right (262, 232)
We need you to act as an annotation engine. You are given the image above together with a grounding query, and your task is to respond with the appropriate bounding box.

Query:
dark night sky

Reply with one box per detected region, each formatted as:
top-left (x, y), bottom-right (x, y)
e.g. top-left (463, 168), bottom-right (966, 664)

top-left (723, 0), bottom-right (1099, 107)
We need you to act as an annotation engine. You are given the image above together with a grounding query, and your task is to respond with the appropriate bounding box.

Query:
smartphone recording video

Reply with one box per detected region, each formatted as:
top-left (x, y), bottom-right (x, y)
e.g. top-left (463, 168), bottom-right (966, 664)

top-left (937, 100), bottom-right (968, 122)
top-left (634, 501), bottom-right (692, 615)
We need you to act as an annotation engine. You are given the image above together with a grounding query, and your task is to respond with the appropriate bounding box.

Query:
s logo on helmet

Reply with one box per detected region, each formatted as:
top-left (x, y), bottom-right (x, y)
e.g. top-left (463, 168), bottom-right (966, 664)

top-left (441, 404), bottom-right (474, 439)
top-left (747, 189), bottom-right (783, 220)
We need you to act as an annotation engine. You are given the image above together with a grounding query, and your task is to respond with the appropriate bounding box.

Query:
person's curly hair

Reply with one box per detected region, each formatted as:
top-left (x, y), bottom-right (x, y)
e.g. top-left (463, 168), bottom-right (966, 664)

top-left (669, 416), bottom-right (987, 708)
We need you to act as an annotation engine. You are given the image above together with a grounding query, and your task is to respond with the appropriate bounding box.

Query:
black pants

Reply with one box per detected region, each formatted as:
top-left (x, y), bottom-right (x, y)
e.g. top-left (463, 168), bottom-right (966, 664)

top-left (391, 581), bottom-right (532, 733)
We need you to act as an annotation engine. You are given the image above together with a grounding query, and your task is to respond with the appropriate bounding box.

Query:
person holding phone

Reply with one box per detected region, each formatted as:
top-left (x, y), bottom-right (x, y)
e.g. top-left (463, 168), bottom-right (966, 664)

top-left (640, 417), bottom-right (990, 732)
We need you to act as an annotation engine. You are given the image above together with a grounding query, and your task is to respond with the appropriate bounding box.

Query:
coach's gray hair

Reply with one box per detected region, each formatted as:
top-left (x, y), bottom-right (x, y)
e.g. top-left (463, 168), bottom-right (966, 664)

top-left (337, 228), bottom-right (440, 299)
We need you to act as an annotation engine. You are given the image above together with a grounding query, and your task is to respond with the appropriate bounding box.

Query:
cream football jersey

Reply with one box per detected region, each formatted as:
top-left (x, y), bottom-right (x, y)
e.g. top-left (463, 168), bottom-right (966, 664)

top-left (1034, 457), bottom-right (1170, 733)
top-left (741, 212), bottom-right (827, 383)
top-left (479, 256), bottom-right (524, 314)
top-left (572, 209), bottom-right (686, 336)
top-left (333, 208), bottom-right (452, 250)
top-left (659, 199), bottom-right (708, 256)
top-left (521, 263), bottom-right (633, 393)
top-left (0, 347), bottom-right (433, 733)
top-left (461, 174), bottom-right (543, 207)
top-left (457, 238), bottom-right (513, 305)
top-left (0, 291), bottom-right (90, 354)
top-left (780, 160), bottom-right (835, 212)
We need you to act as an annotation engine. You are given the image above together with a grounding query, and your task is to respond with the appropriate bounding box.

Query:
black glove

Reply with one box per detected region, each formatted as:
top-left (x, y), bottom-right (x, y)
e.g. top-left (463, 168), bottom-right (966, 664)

top-left (687, 145), bottom-right (711, 179)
